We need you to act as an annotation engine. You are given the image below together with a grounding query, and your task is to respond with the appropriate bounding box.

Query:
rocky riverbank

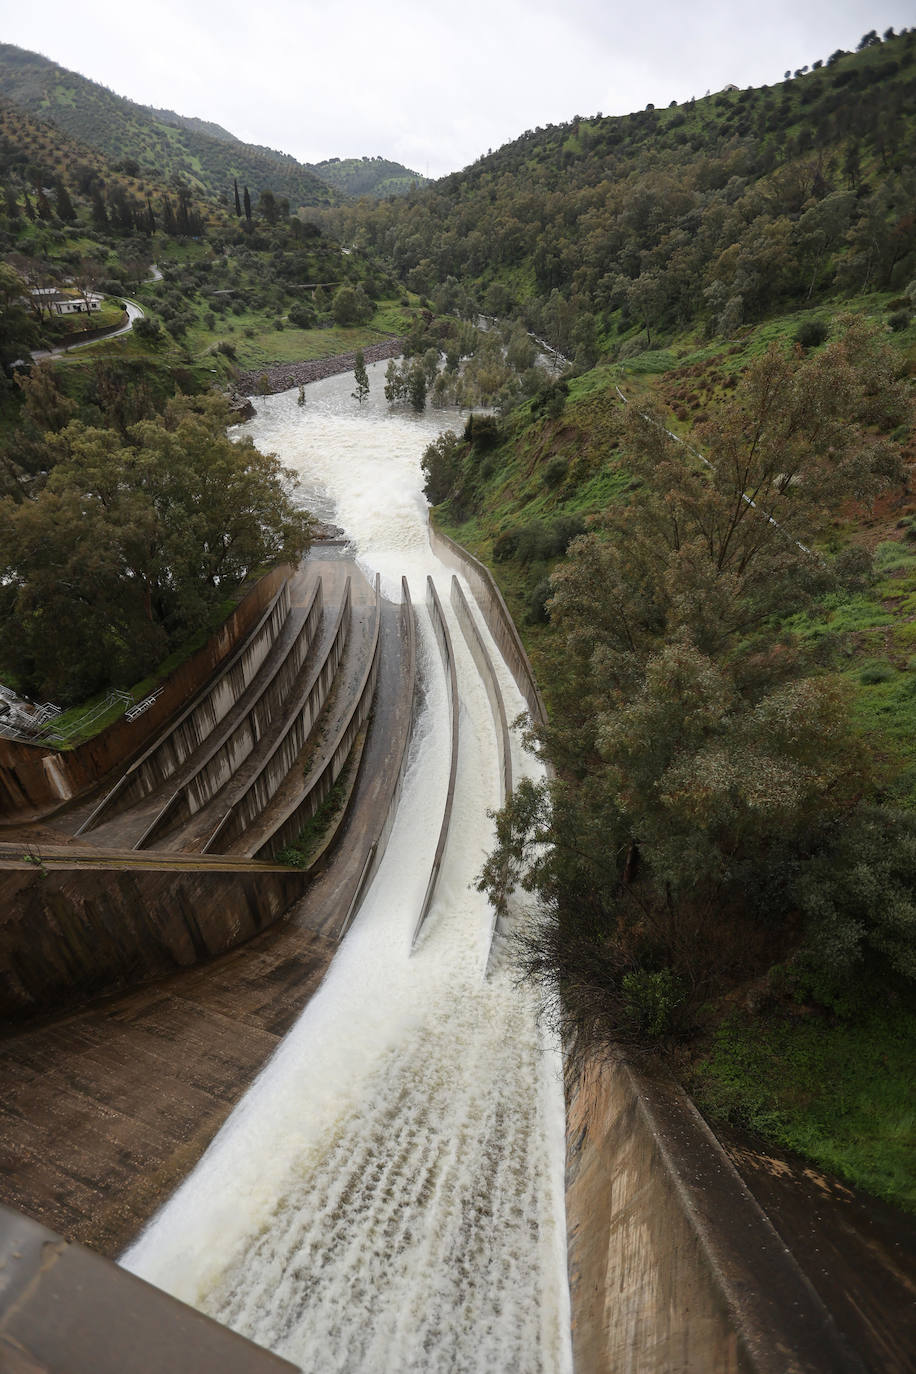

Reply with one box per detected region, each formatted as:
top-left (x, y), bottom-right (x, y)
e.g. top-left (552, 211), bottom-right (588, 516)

top-left (234, 337), bottom-right (404, 397)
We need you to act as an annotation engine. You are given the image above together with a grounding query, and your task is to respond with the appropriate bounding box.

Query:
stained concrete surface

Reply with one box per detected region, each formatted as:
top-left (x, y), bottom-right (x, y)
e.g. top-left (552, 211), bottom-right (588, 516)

top-left (0, 579), bottom-right (416, 1257)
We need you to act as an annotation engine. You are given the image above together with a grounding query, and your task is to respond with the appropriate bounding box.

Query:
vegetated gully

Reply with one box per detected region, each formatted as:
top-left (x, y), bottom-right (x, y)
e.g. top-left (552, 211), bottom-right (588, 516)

top-left (121, 365), bottom-right (573, 1374)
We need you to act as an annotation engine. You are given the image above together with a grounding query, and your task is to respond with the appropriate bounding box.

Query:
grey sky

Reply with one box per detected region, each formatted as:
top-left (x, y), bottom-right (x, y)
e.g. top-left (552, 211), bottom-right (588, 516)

top-left (3, 1), bottom-right (913, 178)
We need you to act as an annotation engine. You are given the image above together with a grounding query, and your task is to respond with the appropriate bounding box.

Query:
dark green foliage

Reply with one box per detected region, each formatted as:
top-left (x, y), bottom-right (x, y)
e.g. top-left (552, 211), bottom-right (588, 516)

top-left (480, 324), bottom-right (912, 1051)
top-left (421, 431), bottom-right (464, 504)
top-left (794, 318), bottom-right (829, 348)
top-left (0, 394), bottom-right (313, 702)
top-left (463, 413), bottom-right (501, 450)
top-left (332, 31), bottom-right (916, 355)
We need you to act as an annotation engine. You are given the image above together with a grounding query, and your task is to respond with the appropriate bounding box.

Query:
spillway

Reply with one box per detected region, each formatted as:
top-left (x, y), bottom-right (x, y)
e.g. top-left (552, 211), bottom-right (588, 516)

top-left (121, 365), bottom-right (572, 1373)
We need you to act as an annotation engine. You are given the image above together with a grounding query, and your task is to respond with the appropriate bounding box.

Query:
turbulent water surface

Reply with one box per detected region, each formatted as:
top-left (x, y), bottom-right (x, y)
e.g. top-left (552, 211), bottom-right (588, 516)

top-left (121, 364), bottom-right (572, 1374)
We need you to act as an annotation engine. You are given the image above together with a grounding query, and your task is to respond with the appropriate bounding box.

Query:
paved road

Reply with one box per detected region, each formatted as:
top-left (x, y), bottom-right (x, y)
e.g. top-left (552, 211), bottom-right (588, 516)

top-left (30, 298), bottom-right (145, 362)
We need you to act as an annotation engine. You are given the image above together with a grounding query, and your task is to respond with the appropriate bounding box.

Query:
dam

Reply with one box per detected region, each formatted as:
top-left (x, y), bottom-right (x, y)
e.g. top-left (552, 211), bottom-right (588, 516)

top-left (1, 362), bottom-right (913, 1374)
top-left (119, 369), bottom-right (573, 1370)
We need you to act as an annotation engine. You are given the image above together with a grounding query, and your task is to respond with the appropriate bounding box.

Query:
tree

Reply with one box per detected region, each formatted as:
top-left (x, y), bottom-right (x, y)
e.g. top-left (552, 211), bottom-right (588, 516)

top-left (0, 395), bottom-right (314, 703)
top-left (243, 185), bottom-right (252, 222)
top-left (480, 321), bottom-right (911, 1042)
top-left (258, 189), bottom-right (279, 225)
top-left (234, 179), bottom-right (242, 217)
top-left (351, 349), bottom-right (369, 404)
top-left (54, 178), bottom-right (76, 223)
top-left (0, 265), bottom-right (38, 375)
top-left (421, 431), bottom-right (464, 503)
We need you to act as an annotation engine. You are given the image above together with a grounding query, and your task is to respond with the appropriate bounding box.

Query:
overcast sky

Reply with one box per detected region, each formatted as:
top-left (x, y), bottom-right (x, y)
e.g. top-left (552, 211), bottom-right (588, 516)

top-left (3, 1), bottom-right (913, 179)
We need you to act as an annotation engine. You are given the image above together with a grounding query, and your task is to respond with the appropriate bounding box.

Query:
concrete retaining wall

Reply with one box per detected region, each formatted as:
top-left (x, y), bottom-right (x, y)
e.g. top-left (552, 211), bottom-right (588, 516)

top-left (206, 579), bottom-right (354, 854)
top-left (450, 575), bottom-right (512, 807)
top-left (428, 524), bottom-right (547, 726)
top-left (0, 858), bottom-right (309, 1024)
top-left (566, 1055), bottom-right (863, 1374)
top-left (411, 577), bottom-right (459, 948)
top-left (0, 1204), bottom-right (297, 1374)
top-left (137, 579), bottom-right (324, 849)
top-left (0, 565), bottom-right (292, 816)
top-left (252, 577), bottom-right (383, 861)
top-left (81, 578), bottom-right (305, 835)
top-left (339, 582), bottom-right (418, 940)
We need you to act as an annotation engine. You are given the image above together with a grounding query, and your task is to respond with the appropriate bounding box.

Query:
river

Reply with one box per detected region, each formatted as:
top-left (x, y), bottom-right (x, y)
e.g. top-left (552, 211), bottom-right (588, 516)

top-left (121, 361), bottom-right (572, 1374)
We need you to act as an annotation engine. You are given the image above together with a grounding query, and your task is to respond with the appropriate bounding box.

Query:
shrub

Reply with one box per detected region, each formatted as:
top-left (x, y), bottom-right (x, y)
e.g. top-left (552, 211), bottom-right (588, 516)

top-left (526, 577), bottom-right (553, 624)
top-left (544, 457), bottom-right (568, 488)
top-left (794, 319), bottom-right (829, 348)
top-left (860, 662), bottom-right (894, 684)
top-left (133, 316), bottom-right (161, 342)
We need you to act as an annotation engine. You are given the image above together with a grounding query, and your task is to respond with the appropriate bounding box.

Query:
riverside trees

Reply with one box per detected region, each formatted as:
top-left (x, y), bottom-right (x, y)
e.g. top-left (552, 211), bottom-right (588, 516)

top-left (478, 321), bottom-right (913, 1047)
top-left (0, 393), bottom-right (313, 703)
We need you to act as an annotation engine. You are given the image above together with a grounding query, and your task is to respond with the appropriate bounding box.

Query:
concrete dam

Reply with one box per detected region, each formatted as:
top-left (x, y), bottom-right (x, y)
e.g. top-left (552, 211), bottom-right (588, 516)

top-left (0, 365), bottom-right (912, 1373)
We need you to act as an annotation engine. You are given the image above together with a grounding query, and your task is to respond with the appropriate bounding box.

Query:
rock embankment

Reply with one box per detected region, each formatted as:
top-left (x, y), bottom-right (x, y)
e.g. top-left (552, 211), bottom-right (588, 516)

top-left (235, 337), bottom-right (404, 397)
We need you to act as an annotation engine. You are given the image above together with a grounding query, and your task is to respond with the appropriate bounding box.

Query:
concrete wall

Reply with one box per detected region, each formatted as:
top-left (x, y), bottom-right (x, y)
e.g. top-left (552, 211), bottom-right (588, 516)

top-left (137, 580), bottom-right (325, 849)
top-left (411, 577), bottom-right (459, 948)
top-left (565, 1054), bottom-right (863, 1374)
top-left (0, 1204), bottom-right (297, 1374)
top-left (338, 583), bottom-right (418, 939)
top-left (450, 575), bottom-right (512, 807)
top-left (252, 579), bottom-right (382, 861)
top-left (0, 858), bottom-right (309, 1024)
top-left (0, 565), bottom-right (292, 816)
top-left (80, 580), bottom-right (297, 834)
top-left (206, 579), bottom-right (354, 854)
top-left (428, 525), bottom-right (547, 726)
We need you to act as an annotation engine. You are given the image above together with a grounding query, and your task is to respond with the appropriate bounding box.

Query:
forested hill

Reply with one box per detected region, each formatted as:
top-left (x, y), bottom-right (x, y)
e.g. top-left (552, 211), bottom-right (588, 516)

top-left (334, 29), bottom-right (916, 357)
top-left (312, 156), bottom-right (427, 199)
top-left (0, 43), bottom-right (336, 209)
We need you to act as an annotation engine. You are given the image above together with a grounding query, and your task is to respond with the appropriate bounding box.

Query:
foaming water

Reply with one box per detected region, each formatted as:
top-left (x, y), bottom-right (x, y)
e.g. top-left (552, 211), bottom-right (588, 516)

top-left (122, 368), bottom-right (571, 1374)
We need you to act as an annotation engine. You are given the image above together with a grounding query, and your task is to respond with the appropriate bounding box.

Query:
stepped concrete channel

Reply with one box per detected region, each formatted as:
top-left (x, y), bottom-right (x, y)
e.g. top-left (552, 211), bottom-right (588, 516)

top-left (0, 513), bottom-right (913, 1369)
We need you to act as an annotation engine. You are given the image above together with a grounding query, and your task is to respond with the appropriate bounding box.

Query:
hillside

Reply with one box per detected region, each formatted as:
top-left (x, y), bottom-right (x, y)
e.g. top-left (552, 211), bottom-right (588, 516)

top-left (0, 43), bottom-right (336, 209)
top-left (313, 156), bottom-right (427, 198)
top-left (334, 30), bottom-right (916, 357)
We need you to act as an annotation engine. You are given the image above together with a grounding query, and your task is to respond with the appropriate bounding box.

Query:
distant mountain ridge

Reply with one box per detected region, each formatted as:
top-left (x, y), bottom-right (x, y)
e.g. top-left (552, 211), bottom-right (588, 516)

top-left (0, 43), bottom-right (335, 208)
top-left (0, 43), bottom-right (423, 206)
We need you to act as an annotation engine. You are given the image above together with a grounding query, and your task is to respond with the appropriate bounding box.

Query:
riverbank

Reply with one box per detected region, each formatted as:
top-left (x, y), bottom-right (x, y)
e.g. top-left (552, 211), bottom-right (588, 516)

top-left (234, 337), bottom-right (404, 397)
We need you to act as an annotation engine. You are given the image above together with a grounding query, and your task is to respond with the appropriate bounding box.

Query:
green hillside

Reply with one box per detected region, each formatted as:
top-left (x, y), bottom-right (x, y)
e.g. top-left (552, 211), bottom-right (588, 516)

top-left (313, 156), bottom-right (427, 198)
top-left (0, 43), bottom-right (336, 209)
top-left (334, 30), bottom-right (916, 355)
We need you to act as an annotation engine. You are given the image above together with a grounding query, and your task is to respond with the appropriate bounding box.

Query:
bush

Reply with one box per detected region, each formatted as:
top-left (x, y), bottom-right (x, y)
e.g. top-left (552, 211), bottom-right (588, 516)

top-left (888, 310), bottom-right (910, 333)
top-left (463, 413), bottom-right (501, 451)
top-left (794, 319), bottom-right (829, 348)
top-left (544, 457), bottom-right (568, 489)
top-left (860, 662), bottom-right (894, 684)
top-left (133, 316), bottom-right (161, 342)
top-left (492, 529), bottom-right (520, 562)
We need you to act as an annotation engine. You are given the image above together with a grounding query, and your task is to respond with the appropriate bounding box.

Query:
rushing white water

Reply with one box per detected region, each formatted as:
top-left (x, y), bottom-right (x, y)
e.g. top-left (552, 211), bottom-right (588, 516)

top-left (121, 363), bottom-right (572, 1374)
